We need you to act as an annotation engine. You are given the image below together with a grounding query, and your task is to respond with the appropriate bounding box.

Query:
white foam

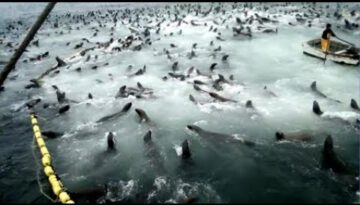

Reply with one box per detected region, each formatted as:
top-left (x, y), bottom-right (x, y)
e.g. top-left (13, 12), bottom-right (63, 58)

top-left (231, 134), bottom-right (245, 143)
top-left (156, 176), bottom-right (167, 188)
top-left (194, 120), bottom-right (208, 126)
top-left (322, 111), bottom-right (360, 121)
top-left (174, 144), bottom-right (183, 156)
top-left (164, 199), bottom-right (177, 203)
top-left (198, 102), bottom-right (238, 113)
top-left (121, 180), bottom-right (136, 197)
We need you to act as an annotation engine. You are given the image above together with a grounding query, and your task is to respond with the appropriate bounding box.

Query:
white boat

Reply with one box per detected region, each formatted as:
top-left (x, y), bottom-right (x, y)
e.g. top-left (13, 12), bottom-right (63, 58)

top-left (302, 38), bottom-right (360, 65)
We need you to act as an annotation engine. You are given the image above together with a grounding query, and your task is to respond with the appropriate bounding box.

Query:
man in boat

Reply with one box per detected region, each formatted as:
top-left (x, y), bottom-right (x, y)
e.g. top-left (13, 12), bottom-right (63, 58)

top-left (321, 23), bottom-right (337, 53)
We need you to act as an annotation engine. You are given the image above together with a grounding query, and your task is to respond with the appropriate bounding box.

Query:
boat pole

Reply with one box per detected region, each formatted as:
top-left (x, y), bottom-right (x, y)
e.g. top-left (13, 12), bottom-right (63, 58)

top-left (334, 36), bottom-right (354, 47)
top-left (0, 2), bottom-right (56, 88)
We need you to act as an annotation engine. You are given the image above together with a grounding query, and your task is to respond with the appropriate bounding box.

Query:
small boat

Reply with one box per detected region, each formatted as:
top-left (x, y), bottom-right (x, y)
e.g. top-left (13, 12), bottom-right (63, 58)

top-left (302, 38), bottom-right (360, 65)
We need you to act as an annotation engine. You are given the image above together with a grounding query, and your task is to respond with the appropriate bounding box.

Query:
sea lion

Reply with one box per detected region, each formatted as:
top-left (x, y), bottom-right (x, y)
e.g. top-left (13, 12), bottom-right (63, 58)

top-left (181, 139), bottom-right (191, 159)
top-left (143, 130), bottom-right (165, 174)
top-left (313, 100), bottom-right (323, 115)
top-left (143, 130), bottom-right (152, 143)
top-left (222, 54), bottom-right (229, 61)
top-left (245, 100), bottom-right (254, 109)
top-left (275, 131), bottom-right (312, 142)
top-left (55, 89), bottom-right (66, 104)
top-left (350, 99), bottom-right (359, 111)
top-left (209, 63), bottom-right (217, 72)
top-left (185, 66), bottom-right (195, 77)
top-left (168, 72), bottom-right (185, 81)
top-left (128, 66), bottom-right (146, 77)
top-left (96, 102), bottom-right (132, 123)
top-left (59, 104), bottom-right (70, 114)
top-left (195, 69), bottom-right (211, 79)
top-left (189, 94), bottom-right (198, 105)
top-left (74, 42), bottom-right (84, 49)
top-left (263, 86), bottom-right (277, 97)
top-left (193, 80), bottom-right (207, 85)
top-left (41, 131), bottom-right (63, 139)
top-left (186, 125), bottom-right (255, 147)
top-left (55, 56), bottom-right (67, 67)
top-left (25, 79), bottom-right (41, 89)
top-left (188, 50), bottom-right (196, 59)
top-left (193, 84), bottom-right (208, 93)
top-left (311, 81), bottom-right (327, 98)
top-left (208, 92), bottom-right (237, 103)
top-left (137, 82), bottom-right (145, 91)
top-left (217, 74), bottom-right (231, 84)
top-left (25, 98), bottom-right (42, 109)
top-left (52, 86), bottom-right (78, 104)
top-left (135, 108), bottom-right (151, 123)
top-left (115, 85), bottom-right (128, 98)
top-left (310, 81), bottom-right (341, 103)
top-left (107, 132), bottom-right (116, 151)
top-left (192, 43), bottom-right (197, 49)
top-left (214, 46), bottom-right (221, 52)
top-left (216, 36), bottom-right (225, 41)
top-left (212, 80), bottom-right (223, 91)
top-left (321, 135), bottom-right (359, 190)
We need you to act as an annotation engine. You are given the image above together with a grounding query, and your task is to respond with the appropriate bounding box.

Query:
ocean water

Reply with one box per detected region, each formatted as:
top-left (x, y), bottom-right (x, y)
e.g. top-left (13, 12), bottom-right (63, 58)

top-left (0, 2), bottom-right (359, 203)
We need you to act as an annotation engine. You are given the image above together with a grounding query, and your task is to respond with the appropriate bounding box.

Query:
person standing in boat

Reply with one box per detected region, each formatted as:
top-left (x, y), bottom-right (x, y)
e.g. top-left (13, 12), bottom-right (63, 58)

top-left (321, 23), bottom-right (337, 53)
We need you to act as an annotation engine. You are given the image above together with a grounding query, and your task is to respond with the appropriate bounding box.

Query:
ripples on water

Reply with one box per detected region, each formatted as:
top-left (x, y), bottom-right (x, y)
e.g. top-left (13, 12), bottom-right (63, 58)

top-left (0, 2), bottom-right (359, 203)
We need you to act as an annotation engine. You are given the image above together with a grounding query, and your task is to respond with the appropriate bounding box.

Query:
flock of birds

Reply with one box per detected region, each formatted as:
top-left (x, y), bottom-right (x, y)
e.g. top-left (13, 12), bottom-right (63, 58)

top-left (0, 2), bottom-right (359, 203)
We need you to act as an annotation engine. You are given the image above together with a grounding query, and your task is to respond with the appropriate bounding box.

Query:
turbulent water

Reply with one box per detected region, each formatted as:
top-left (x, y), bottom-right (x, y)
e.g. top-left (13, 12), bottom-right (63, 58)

top-left (0, 2), bottom-right (359, 203)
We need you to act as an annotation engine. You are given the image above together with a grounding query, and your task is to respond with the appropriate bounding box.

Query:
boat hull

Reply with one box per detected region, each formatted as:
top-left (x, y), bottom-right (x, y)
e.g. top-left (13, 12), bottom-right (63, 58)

top-left (302, 39), bottom-right (359, 65)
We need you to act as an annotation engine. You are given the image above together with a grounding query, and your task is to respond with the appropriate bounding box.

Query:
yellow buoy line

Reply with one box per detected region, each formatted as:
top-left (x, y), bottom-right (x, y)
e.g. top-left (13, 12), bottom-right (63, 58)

top-left (31, 136), bottom-right (56, 203)
top-left (30, 113), bottom-right (75, 204)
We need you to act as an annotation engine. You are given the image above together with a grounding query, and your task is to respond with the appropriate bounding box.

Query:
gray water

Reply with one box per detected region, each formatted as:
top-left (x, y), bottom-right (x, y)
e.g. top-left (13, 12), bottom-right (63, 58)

top-left (0, 2), bottom-right (359, 203)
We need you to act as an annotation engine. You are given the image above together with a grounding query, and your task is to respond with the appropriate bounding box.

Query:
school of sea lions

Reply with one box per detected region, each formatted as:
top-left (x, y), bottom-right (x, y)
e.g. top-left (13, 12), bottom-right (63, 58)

top-left (0, 2), bottom-right (359, 203)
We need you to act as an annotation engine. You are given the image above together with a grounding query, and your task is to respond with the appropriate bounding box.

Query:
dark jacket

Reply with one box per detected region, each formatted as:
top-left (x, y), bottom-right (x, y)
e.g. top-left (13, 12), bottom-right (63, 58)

top-left (322, 28), bottom-right (336, 40)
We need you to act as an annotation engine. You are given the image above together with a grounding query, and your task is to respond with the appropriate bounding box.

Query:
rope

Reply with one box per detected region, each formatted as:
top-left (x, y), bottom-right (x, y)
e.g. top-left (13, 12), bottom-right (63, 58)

top-left (31, 137), bottom-right (57, 203)
top-left (29, 112), bottom-right (75, 204)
